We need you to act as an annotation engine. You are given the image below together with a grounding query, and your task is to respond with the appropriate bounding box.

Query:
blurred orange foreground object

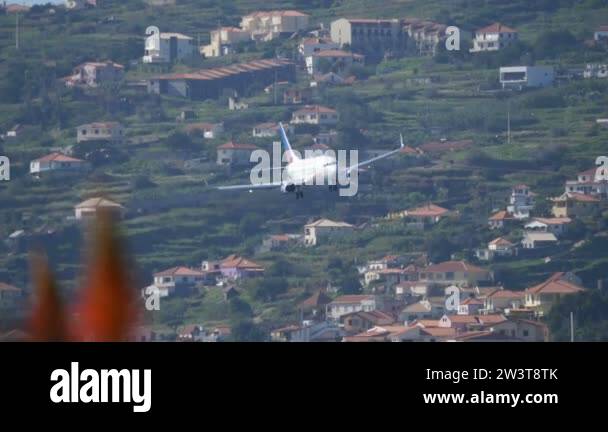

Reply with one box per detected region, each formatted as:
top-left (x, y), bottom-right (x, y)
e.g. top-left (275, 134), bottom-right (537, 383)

top-left (28, 252), bottom-right (70, 342)
top-left (75, 210), bottom-right (139, 342)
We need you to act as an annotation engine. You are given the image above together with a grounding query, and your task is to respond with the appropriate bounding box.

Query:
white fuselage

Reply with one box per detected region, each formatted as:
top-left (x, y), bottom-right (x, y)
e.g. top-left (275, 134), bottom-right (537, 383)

top-left (283, 155), bottom-right (338, 187)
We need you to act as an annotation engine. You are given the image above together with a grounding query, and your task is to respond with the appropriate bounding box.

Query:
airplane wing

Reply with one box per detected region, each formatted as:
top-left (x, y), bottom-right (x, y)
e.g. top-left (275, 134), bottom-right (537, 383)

top-left (217, 181), bottom-right (283, 191)
top-left (346, 134), bottom-right (405, 174)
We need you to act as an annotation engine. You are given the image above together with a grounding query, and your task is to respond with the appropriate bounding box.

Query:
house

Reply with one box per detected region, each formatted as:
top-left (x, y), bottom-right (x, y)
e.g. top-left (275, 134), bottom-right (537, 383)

top-left (524, 272), bottom-right (585, 316)
top-left (401, 203), bottom-right (450, 227)
top-left (152, 266), bottom-right (205, 297)
top-left (252, 122), bottom-right (293, 138)
top-left (457, 297), bottom-right (484, 315)
top-left (419, 261), bottom-right (493, 287)
top-left (184, 122), bottom-right (224, 139)
top-left (299, 37), bottom-right (340, 58)
top-left (63, 61), bottom-right (125, 88)
top-left (304, 218), bottom-right (355, 246)
top-left (241, 10), bottom-right (310, 41)
top-left (399, 299), bottom-right (444, 323)
top-left (74, 197), bottom-right (125, 220)
top-left (326, 294), bottom-right (381, 321)
top-left (372, 266), bottom-right (419, 289)
top-left (438, 314), bottom-right (480, 332)
top-left (507, 184), bottom-right (535, 219)
top-left (477, 236), bottom-right (516, 261)
top-left (201, 27), bottom-right (250, 58)
top-left (291, 105), bottom-right (339, 126)
top-left (499, 66), bottom-right (554, 90)
top-left (177, 324), bottom-right (204, 341)
top-left (551, 192), bottom-right (601, 218)
top-left (147, 59), bottom-right (295, 100)
top-left (583, 64), bottom-right (608, 79)
top-left (594, 25), bottom-right (608, 42)
top-left (143, 30), bottom-right (197, 63)
top-left (30, 153), bottom-right (90, 176)
top-left (220, 254), bottom-right (264, 279)
top-left (402, 18), bottom-right (447, 56)
top-left (305, 50), bottom-right (364, 75)
top-left (470, 22), bottom-right (518, 53)
top-left (492, 319), bottom-right (549, 342)
top-left (489, 237), bottom-right (516, 256)
top-left (3, 4), bottom-right (30, 14)
top-left (483, 289), bottom-right (524, 314)
top-left (525, 217), bottom-right (572, 236)
top-left (488, 210), bottom-right (514, 230)
top-left (282, 88), bottom-right (312, 105)
top-left (521, 231), bottom-right (558, 249)
top-left (564, 167), bottom-right (608, 197)
top-left (271, 321), bottom-right (342, 342)
top-left (340, 310), bottom-right (395, 334)
top-left (330, 18), bottom-right (408, 53)
top-left (216, 141), bottom-right (259, 166)
top-left (297, 290), bottom-right (332, 321)
top-left (77, 122), bottom-right (125, 143)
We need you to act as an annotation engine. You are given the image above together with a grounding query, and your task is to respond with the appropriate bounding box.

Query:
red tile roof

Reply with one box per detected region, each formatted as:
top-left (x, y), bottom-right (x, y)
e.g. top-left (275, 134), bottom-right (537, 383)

top-left (486, 289), bottom-right (524, 299)
top-left (154, 266), bottom-right (204, 277)
top-left (0, 282), bottom-right (20, 292)
top-left (526, 272), bottom-right (585, 295)
top-left (221, 254), bottom-right (264, 270)
top-left (477, 22), bottom-right (517, 34)
top-left (244, 10), bottom-right (310, 18)
top-left (489, 210), bottom-right (513, 221)
top-left (298, 291), bottom-right (332, 309)
top-left (330, 294), bottom-right (374, 304)
top-left (488, 237), bottom-right (514, 247)
top-left (293, 105), bottom-right (337, 115)
top-left (33, 152), bottom-right (85, 163)
top-left (406, 203), bottom-right (449, 218)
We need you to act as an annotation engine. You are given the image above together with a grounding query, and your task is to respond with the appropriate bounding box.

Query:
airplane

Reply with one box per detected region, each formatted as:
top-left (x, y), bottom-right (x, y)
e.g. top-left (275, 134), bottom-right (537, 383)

top-left (217, 123), bottom-right (404, 199)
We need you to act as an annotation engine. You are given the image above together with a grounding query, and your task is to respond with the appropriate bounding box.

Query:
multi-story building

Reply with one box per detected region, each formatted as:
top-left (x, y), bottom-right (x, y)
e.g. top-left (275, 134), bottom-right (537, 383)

top-left (291, 105), bottom-right (339, 126)
top-left (299, 37), bottom-right (340, 58)
top-left (330, 18), bottom-right (407, 53)
top-left (304, 218), bottom-right (354, 246)
top-left (507, 184), bottom-right (535, 219)
top-left (470, 22), bottom-right (518, 53)
top-left (216, 141), bottom-right (259, 166)
top-left (143, 31), bottom-right (197, 63)
top-left (564, 167), bottom-right (608, 197)
top-left (77, 122), bottom-right (125, 144)
top-left (30, 153), bottom-right (90, 176)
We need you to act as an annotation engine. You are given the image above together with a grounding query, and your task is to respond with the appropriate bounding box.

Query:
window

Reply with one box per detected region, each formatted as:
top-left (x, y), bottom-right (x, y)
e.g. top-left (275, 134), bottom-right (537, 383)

top-left (523, 330), bottom-right (529, 337)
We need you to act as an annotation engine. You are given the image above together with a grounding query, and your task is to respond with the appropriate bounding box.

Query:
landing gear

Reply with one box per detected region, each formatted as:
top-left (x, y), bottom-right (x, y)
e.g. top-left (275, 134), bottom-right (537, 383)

top-left (295, 187), bottom-right (304, 199)
top-left (329, 185), bottom-right (339, 192)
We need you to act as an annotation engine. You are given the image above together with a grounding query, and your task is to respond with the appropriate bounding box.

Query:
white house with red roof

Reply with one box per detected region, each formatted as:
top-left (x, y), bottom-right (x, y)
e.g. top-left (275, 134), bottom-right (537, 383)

top-left (305, 49), bottom-right (364, 75)
top-left (30, 153), bottom-right (90, 176)
top-left (457, 297), bottom-right (484, 315)
top-left (252, 122), bottom-right (294, 138)
top-left (219, 254), bottom-right (265, 280)
top-left (524, 272), bottom-right (585, 316)
top-left (487, 210), bottom-right (515, 230)
top-left (551, 192), bottom-right (601, 218)
top-left (471, 22), bottom-right (518, 53)
top-left (400, 203), bottom-right (451, 226)
top-left (216, 141), bottom-right (259, 166)
top-left (483, 289), bottom-right (524, 314)
top-left (565, 167), bottom-right (608, 197)
top-left (525, 217), bottom-right (572, 236)
top-left (152, 266), bottom-right (205, 297)
top-left (184, 122), bottom-right (224, 139)
top-left (477, 236), bottom-right (516, 261)
top-left (304, 218), bottom-right (355, 246)
top-left (291, 105), bottom-right (339, 126)
top-left (507, 184), bottom-right (535, 219)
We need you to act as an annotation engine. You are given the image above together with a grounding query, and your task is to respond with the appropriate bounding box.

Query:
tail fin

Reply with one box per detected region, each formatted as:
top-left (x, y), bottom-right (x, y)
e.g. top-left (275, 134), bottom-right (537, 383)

top-left (279, 122), bottom-right (300, 162)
